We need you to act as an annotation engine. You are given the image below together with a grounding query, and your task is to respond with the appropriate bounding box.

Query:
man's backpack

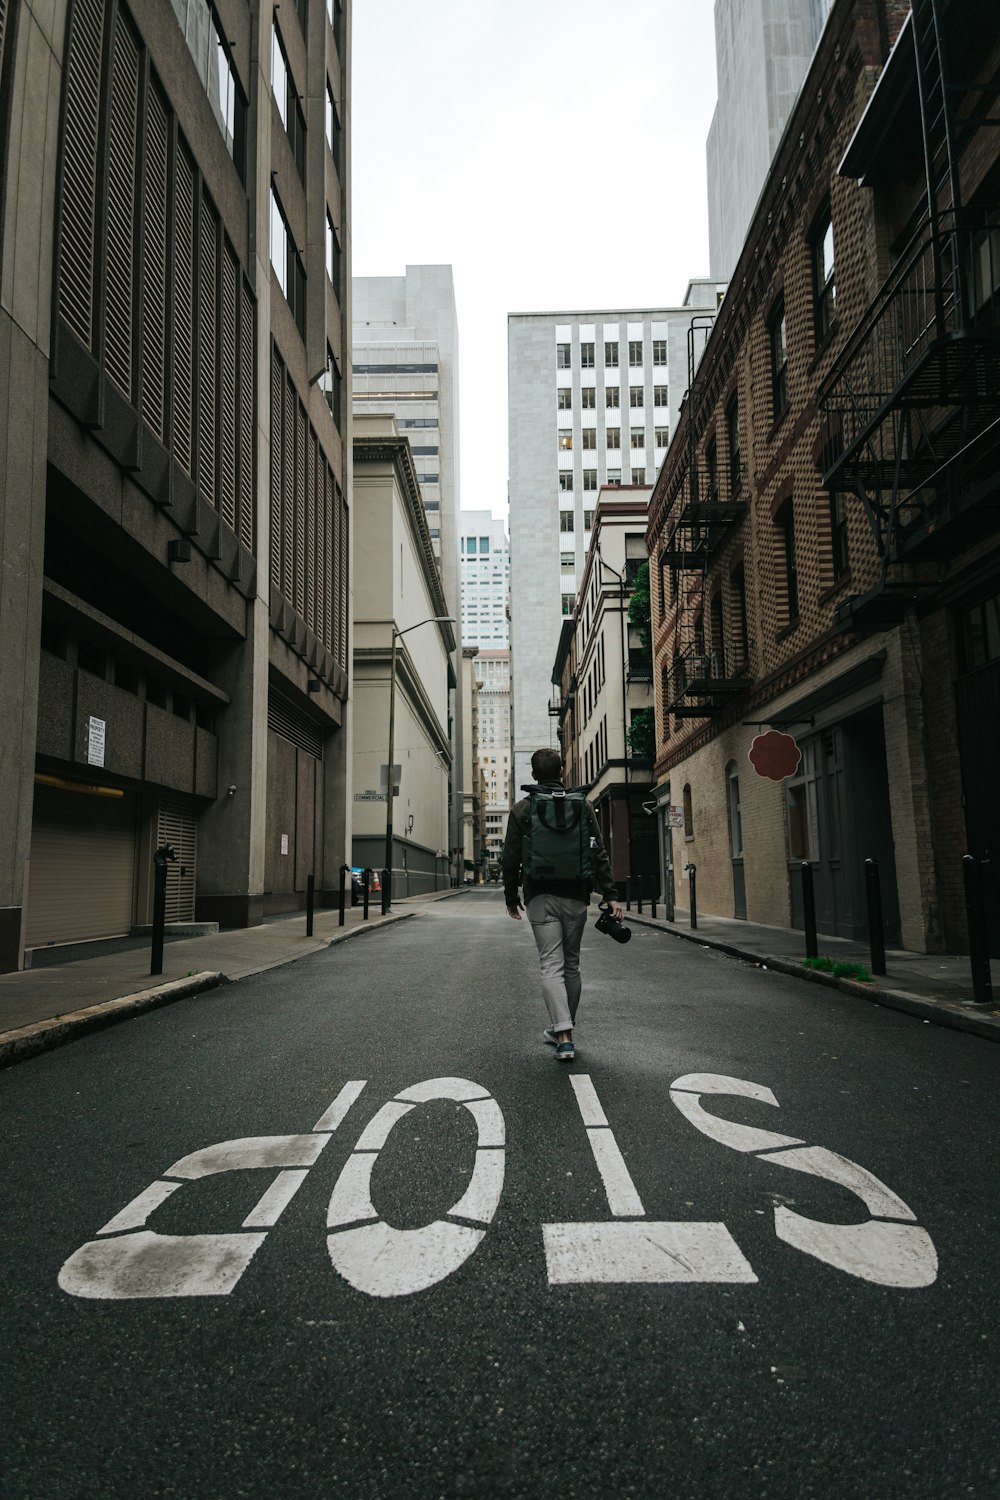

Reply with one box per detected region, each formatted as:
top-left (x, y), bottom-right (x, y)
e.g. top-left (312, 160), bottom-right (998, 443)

top-left (521, 786), bottom-right (595, 884)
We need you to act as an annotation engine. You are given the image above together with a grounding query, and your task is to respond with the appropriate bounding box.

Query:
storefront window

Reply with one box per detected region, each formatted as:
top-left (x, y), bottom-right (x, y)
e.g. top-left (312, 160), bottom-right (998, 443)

top-left (961, 592), bottom-right (1000, 671)
top-left (786, 741), bottom-right (818, 860)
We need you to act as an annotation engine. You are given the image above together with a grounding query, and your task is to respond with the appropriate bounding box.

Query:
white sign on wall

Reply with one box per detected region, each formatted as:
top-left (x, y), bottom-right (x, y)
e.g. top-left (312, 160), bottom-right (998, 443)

top-left (280, 834), bottom-right (289, 856)
top-left (87, 717), bottom-right (106, 768)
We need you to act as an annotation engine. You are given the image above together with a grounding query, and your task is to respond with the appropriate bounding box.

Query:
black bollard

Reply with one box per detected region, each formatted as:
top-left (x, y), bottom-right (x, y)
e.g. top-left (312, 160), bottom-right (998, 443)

top-left (864, 858), bottom-right (886, 976)
top-left (306, 874), bottom-right (315, 937)
top-left (150, 843), bottom-right (177, 976)
top-left (338, 863), bottom-right (349, 926)
top-left (381, 867), bottom-right (390, 916)
top-left (362, 868), bottom-right (370, 921)
top-left (651, 882), bottom-right (657, 920)
top-left (626, 878), bottom-right (632, 913)
top-left (963, 855), bottom-right (994, 1005)
top-left (801, 861), bottom-right (818, 959)
top-left (665, 866), bottom-right (675, 924)
top-left (636, 876), bottom-right (644, 915)
top-left (687, 863), bottom-right (697, 930)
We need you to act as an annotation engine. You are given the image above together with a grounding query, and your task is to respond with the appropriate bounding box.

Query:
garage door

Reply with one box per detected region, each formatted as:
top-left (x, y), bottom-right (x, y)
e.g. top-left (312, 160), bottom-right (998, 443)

top-left (26, 781), bottom-right (137, 948)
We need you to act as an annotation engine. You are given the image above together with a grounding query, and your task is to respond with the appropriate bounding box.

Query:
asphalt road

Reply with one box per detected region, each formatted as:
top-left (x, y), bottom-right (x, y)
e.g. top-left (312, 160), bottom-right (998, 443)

top-left (3, 889), bottom-right (998, 1499)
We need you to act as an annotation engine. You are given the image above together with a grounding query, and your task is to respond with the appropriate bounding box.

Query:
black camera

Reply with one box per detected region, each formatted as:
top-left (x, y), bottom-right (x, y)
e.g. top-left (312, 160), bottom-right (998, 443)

top-left (594, 901), bottom-right (631, 944)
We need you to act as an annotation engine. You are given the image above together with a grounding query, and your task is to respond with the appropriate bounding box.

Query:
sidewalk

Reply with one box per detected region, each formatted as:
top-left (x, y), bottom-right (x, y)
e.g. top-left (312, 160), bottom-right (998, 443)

top-left (0, 888), bottom-right (467, 1068)
top-left (627, 904), bottom-right (1000, 1043)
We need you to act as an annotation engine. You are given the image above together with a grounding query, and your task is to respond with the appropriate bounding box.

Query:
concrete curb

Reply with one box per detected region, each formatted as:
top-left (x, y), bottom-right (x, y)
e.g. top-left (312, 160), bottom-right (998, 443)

top-left (0, 908), bottom-right (423, 1069)
top-left (628, 914), bottom-right (1000, 1044)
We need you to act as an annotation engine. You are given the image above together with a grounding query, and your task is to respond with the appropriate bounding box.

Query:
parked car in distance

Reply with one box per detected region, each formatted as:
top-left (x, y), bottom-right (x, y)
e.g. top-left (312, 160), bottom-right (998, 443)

top-left (350, 866), bottom-right (381, 905)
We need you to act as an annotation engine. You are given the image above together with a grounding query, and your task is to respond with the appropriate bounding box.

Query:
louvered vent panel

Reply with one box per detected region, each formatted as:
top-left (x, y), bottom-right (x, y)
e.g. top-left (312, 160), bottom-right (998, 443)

top-left (326, 467), bottom-right (336, 659)
top-left (172, 147), bottom-right (196, 474)
top-left (315, 456), bottom-right (327, 654)
top-left (58, 0), bottom-right (105, 349)
top-left (270, 348), bottom-right (283, 590)
top-left (219, 242), bottom-right (238, 532)
top-left (104, 12), bottom-right (140, 399)
top-left (305, 430), bottom-right (317, 634)
top-left (339, 486), bottom-right (349, 673)
top-left (156, 796), bottom-right (197, 923)
top-left (294, 400), bottom-right (306, 616)
top-left (267, 690), bottom-right (323, 760)
top-left (282, 374), bottom-right (295, 599)
top-left (196, 201), bottom-right (218, 503)
top-left (238, 281), bottom-right (255, 552)
top-left (140, 81), bottom-right (169, 440)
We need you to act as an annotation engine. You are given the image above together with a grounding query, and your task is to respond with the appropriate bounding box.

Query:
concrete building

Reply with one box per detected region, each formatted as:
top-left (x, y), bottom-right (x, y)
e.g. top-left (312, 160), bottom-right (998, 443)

top-left (649, 0), bottom-right (999, 957)
top-left (473, 650), bottom-right (511, 875)
top-left (352, 265), bottom-right (463, 882)
top-left (351, 416), bottom-right (455, 895)
top-left (460, 510), bottom-right (510, 648)
top-left (0, 0), bottom-right (352, 970)
top-left (551, 489), bottom-right (657, 891)
top-left (707, 0), bottom-right (835, 281)
top-left (459, 647), bottom-right (484, 880)
top-left (508, 285), bottom-right (725, 794)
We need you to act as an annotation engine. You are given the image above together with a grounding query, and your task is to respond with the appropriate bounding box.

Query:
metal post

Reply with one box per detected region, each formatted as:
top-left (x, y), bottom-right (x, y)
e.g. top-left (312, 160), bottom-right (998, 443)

top-left (636, 877), bottom-right (643, 915)
top-left (338, 864), bottom-right (348, 927)
top-left (381, 868), bottom-right (390, 916)
top-left (625, 878), bottom-right (632, 912)
top-left (362, 868), bottom-right (370, 922)
top-left (651, 881), bottom-right (657, 920)
top-left (150, 843), bottom-right (176, 976)
top-left (963, 854), bottom-right (994, 1005)
top-left (687, 863), bottom-right (697, 930)
top-left (306, 874), bottom-right (315, 937)
top-left (666, 863), bottom-right (675, 923)
top-left (801, 861), bottom-right (818, 960)
top-left (864, 858), bottom-right (886, 976)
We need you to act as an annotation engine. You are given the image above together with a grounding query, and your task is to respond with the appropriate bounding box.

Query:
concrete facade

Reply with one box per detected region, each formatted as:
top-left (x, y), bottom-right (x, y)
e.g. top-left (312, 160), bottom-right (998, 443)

top-left (508, 286), bottom-right (725, 796)
top-left (460, 510), bottom-right (509, 648)
top-left (473, 649), bottom-right (511, 874)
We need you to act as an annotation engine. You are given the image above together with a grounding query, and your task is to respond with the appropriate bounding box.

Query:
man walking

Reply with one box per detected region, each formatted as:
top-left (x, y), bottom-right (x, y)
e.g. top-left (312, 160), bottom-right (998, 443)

top-left (503, 748), bottom-right (623, 1062)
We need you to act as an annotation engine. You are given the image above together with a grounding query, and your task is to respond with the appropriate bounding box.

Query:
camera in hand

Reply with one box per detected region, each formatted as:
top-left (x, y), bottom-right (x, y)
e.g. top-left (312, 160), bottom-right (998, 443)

top-left (594, 901), bottom-right (631, 944)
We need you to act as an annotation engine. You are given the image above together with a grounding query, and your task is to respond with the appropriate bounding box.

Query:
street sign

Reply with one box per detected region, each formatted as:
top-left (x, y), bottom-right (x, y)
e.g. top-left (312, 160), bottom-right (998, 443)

top-left (666, 805), bottom-right (685, 828)
top-left (87, 716), bottom-right (105, 768)
top-left (748, 730), bottom-right (802, 781)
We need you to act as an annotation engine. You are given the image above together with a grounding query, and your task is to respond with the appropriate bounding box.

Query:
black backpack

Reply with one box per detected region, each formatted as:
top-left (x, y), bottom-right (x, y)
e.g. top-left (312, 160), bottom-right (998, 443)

top-left (521, 786), bottom-right (595, 883)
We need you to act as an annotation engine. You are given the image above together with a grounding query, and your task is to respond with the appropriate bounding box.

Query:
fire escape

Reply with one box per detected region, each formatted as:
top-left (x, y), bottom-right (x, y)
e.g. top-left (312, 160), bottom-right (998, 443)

top-left (818, 0), bottom-right (1000, 630)
top-left (661, 318), bottom-right (748, 719)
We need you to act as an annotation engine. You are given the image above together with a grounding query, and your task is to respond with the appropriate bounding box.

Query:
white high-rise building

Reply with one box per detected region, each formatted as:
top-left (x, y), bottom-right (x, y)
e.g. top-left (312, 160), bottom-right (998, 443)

top-left (352, 266), bottom-right (464, 878)
top-left (507, 284), bottom-right (726, 794)
top-left (473, 650), bottom-right (512, 874)
top-left (460, 511), bottom-right (510, 649)
top-left (707, 0), bottom-right (836, 281)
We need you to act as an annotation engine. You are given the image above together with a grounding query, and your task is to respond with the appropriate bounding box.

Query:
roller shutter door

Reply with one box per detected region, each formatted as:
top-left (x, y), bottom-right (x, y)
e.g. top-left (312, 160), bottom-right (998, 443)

top-left (156, 797), bottom-right (197, 922)
top-left (26, 783), bottom-right (137, 948)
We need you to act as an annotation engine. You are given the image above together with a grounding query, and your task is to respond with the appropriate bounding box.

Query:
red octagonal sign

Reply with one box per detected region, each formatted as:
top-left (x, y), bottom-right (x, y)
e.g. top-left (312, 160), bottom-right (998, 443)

top-left (748, 730), bottom-right (802, 781)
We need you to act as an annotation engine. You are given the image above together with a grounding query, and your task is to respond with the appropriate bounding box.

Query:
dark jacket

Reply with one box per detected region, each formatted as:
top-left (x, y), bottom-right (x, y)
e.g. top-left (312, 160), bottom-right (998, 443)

top-left (502, 783), bottom-right (618, 908)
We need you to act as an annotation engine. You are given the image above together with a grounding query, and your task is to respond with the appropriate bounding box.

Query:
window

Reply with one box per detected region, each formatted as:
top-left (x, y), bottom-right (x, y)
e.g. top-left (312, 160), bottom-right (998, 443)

top-left (172, 1), bottom-right (247, 180)
top-left (683, 784), bottom-right (693, 838)
top-left (629, 386), bottom-right (644, 408)
top-left (559, 511), bottom-right (574, 532)
top-left (778, 499), bottom-right (799, 620)
top-left (830, 491), bottom-right (849, 579)
top-left (607, 468), bottom-right (621, 485)
top-left (582, 429), bottom-right (596, 450)
top-left (628, 340), bottom-right (643, 366)
top-left (580, 342), bottom-right (595, 368)
top-left (605, 340), bottom-right (618, 366)
top-left (606, 386), bottom-right (620, 409)
top-left (961, 591), bottom-right (1000, 671)
top-left (321, 344), bottom-right (342, 431)
top-left (325, 214), bottom-right (341, 289)
top-left (580, 387), bottom-right (596, 410)
top-left (584, 509), bottom-right (595, 529)
top-left (786, 743), bottom-right (819, 859)
top-left (726, 395), bottom-right (741, 492)
top-left (606, 427), bottom-right (621, 449)
top-left (562, 594), bottom-right (575, 615)
top-left (559, 471), bottom-right (573, 492)
top-left (561, 552), bottom-right (575, 569)
top-left (653, 385), bottom-right (668, 407)
top-left (557, 343), bottom-right (571, 369)
top-left (271, 25), bottom-right (306, 179)
top-left (630, 428), bottom-right (644, 449)
top-left (583, 470), bottom-right (597, 491)
top-left (812, 206), bottom-right (836, 342)
top-left (558, 429), bottom-right (573, 450)
top-left (325, 82), bottom-right (342, 171)
top-left (769, 297), bottom-right (788, 420)
top-left (270, 189), bottom-right (306, 336)
top-left (727, 763), bottom-right (744, 859)
top-left (711, 589), bottom-right (726, 677)
top-left (631, 467), bottom-right (646, 485)
top-left (731, 564), bottom-right (749, 668)
top-left (652, 339), bottom-right (667, 366)
top-left (655, 426), bottom-right (669, 448)
top-left (557, 388), bottom-right (572, 411)
top-left (480, 537), bottom-right (489, 552)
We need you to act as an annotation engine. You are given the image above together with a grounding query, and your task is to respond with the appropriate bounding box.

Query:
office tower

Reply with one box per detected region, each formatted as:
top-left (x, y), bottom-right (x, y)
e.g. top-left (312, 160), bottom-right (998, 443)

top-left (473, 651), bottom-right (512, 874)
top-left (0, 0), bottom-right (352, 969)
top-left (460, 511), bottom-right (510, 649)
top-left (352, 266), bottom-right (464, 876)
top-left (707, 0), bottom-right (836, 280)
top-left (507, 285), bottom-right (725, 794)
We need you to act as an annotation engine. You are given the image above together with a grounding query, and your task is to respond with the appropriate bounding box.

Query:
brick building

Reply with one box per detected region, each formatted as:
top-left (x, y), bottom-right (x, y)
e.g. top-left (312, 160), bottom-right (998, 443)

top-left (0, 0), bottom-right (352, 969)
top-left (647, 0), bottom-right (1000, 955)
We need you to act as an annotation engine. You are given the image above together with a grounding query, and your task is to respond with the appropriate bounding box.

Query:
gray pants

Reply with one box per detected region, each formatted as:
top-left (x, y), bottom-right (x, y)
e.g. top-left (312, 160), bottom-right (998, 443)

top-left (527, 893), bottom-right (589, 1034)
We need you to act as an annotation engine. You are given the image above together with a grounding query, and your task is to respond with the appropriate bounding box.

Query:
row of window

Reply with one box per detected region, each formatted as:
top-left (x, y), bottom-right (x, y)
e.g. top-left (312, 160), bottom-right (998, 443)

top-left (558, 340), bottom-right (668, 370)
top-left (41, 622), bottom-right (216, 731)
top-left (583, 718), bottom-right (608, 787)
top-left (558, 386), bottom-right (668, 411)
top-left (559, 510), bottom-right (596, 532)
top-left (558, 426), bottom-right (669, 451)
top-left (559, 469), bottom-right (646, 491)
top-left (768, 204), bottom-right (836, 422)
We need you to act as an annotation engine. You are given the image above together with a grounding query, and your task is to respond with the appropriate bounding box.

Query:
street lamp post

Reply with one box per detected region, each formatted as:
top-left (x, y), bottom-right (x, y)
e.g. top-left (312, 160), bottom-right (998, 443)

top-left (384, 615), bottom-right (455, 911)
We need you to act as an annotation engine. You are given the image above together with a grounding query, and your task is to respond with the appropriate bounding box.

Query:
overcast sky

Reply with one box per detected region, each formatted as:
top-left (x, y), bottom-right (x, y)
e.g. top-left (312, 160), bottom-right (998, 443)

top-left (351, 1), bottom-right (720, 523)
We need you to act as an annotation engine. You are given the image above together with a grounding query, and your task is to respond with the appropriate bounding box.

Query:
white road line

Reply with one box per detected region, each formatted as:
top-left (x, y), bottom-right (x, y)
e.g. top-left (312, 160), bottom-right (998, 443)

top-left (449, 1149), bottom-right (505, 1225)
top-left (757, 1145), bottom-right (917, 1221)
top-left (569, 1075), bottom-right (609, 1128)
top-left (396, 1078), bottom-right (490, 1103)
top-left (98, 1180), bottom-right (182, 1235)
top-left (586, 1129), bottom-right (647, 1218)
top-left (312, 1080), bottom-right (367, 1133)
top-left (543, 1222), bottom-right (758, 1285)
top-left (242, 1169), bottom-right (310, 1228)
top-left (773, 1210), bottom-right (937, 1288)
top-left (354, 1101), bottom-right (415, 1151)
top-left (165, 1134), bottom-right (329, 1179)
top-left (58, 1231), bottom-right (268, 1300)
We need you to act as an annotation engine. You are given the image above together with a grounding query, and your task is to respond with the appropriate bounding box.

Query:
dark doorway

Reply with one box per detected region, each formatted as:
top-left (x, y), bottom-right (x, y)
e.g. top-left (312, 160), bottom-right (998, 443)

top-left (956, 656), bottom-right (1000, 957)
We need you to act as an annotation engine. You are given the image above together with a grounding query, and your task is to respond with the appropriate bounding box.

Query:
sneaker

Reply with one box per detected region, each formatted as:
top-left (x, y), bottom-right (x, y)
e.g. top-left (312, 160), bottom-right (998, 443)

top-left (555, 1040), bottom-right (575, 1063)
top-left (542, 1027), bottom-right (558, 1046)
